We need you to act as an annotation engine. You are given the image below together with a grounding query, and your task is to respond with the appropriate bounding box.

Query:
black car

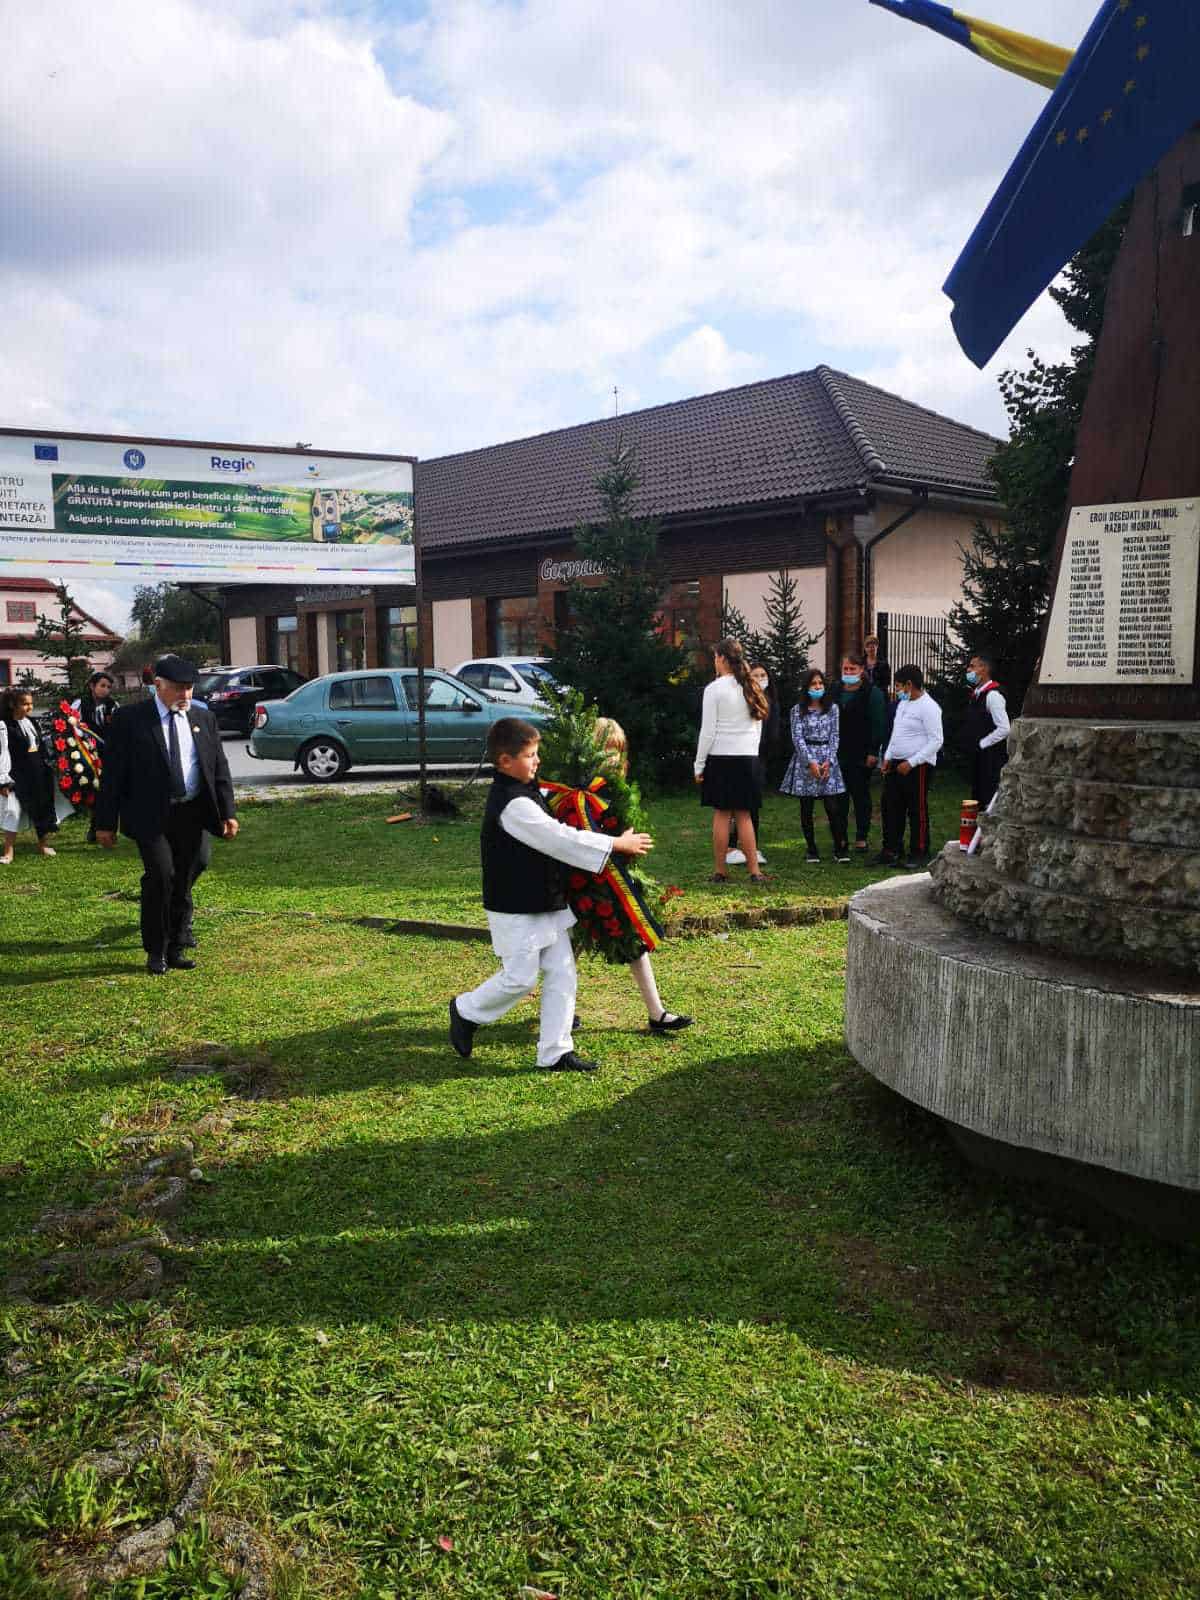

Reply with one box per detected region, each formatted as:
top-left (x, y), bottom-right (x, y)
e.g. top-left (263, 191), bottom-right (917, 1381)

top-left (194, 666), bottom-right (306, 734)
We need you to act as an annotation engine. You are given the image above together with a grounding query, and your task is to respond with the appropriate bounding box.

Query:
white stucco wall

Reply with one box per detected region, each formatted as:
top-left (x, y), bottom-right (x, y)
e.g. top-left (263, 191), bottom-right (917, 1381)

top-left (433, 598), bottom-right (473, 669)
top-left (723, 567), bottom-right (826, 672)
top-left (872, 504), bottom-right (1000, 624)
top-left (227, 616), bottom-right (259, 666)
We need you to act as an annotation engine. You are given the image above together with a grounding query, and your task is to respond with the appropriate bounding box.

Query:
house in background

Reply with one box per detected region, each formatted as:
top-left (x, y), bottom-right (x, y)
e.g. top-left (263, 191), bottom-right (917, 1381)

top-left (0, 577), bottom-right (122, 688)
top-left (217, 367), bottom-right (1003, 683)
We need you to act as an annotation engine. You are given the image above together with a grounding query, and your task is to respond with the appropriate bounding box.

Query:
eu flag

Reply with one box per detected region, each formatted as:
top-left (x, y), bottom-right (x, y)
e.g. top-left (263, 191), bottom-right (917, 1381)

top-left (944, 0), bottom-right (1200, 367)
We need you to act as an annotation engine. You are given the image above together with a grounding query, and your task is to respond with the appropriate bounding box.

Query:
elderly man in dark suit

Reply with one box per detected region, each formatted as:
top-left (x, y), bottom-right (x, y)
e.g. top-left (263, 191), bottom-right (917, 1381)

top-left (95, 655), bottom-right (239, 975)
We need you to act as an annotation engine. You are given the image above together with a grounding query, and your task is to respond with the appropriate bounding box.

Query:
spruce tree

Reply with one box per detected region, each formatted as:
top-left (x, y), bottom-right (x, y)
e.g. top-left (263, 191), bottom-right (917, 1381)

top-left (547, 442), bottom-right (692, 785)
top-left (34, 584), bottom-right (92, 693)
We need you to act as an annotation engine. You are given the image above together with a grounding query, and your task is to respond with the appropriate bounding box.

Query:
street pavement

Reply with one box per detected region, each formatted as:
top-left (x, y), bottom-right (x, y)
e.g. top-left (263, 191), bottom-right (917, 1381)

top-left (222, 733), bottom-right (480, 789)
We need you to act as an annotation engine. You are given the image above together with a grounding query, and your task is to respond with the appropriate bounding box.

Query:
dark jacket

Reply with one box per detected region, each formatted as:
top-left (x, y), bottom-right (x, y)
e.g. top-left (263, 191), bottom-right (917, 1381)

top-left (1, 715), bottom-right (58, 834)
top-left (834, 682), bottom-right (887, 767)
top-left (481, 772), bottom-right (569, 915)
top-left (76, 692), bottom-right (119, 739)
top-left (94, 697), bottom-right (235, 841)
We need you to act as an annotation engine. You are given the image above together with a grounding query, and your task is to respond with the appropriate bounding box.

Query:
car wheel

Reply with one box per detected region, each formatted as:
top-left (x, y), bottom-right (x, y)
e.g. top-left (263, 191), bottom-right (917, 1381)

top-left (299, 739), bottom-right (349, 782)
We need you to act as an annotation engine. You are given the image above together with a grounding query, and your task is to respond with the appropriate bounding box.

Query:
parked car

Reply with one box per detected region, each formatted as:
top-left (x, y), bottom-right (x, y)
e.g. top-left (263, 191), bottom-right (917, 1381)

top-left (450, 657), bottom-right (557, 707)
top-left (194, 665), bottom-right (306, 735)
top-left (248, 668), bottom-right (548, 781)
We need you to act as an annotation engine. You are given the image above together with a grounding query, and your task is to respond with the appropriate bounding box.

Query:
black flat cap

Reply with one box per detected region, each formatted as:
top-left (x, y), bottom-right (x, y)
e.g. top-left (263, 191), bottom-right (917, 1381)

top-left (153, 654), bottom-right (199, 684)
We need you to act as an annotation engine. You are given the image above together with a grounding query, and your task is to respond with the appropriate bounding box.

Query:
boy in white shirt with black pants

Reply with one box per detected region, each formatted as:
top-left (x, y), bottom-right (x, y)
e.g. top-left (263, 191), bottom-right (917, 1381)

top-left (450, 718), bottom-right (652, 1073)
top-left (876, 664), bottom-right (943, 869)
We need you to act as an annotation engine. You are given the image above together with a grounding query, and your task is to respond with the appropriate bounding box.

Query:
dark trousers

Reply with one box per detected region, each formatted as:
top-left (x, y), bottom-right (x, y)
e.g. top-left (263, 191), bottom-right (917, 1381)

top-left (135, 799), bottom-right (208, 956)
top-left (971, 745), bottom-right (1008, 811)
top-left (882, 764), bottom-right (934, 859)
top-left (800, 795), bottom-right (846, 851)
top-left (838, 760), bottom-right (874, 843)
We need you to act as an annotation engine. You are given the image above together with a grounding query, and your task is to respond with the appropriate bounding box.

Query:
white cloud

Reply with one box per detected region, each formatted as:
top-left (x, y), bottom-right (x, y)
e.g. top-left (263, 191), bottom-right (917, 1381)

top-left (659, 325), bottom-right (759, 391)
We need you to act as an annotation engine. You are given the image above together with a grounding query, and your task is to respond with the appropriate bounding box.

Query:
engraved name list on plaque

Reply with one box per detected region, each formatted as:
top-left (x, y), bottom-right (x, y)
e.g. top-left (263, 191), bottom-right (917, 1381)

top-left (1040, 497), bottom-right (1199, 686)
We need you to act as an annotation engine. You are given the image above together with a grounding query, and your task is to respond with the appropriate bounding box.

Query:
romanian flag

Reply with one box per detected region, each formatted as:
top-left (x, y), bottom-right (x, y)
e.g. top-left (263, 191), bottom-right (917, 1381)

top-left (868, 1), bottom-right (1072, 90)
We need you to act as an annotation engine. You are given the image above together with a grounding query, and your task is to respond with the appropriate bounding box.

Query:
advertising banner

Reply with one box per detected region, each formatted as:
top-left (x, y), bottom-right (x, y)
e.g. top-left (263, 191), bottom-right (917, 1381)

top-left (0, 430), bottom-right (415, 586)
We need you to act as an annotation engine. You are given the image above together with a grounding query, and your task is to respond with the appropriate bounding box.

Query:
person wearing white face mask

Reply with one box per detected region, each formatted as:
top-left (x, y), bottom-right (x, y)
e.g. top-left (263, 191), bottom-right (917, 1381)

top-left (962, 649), bottom-right (1010, 809)
top-left (877, 664), bottom-right (943, 868)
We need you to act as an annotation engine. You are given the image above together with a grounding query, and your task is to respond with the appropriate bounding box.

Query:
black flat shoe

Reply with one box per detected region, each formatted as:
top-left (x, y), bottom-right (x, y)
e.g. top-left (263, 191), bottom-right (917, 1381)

top-left (166, 951), bottom-right (196, 970)
top-left (648, 1011), bottom-right (693, 1034)
top-left (545, 1050), bottom-right (598, 1073)
top-left (449, 998), bottom-right (476, 1058)
top-left (572, 1014), bottom-right (582, 1032)
top-left (146, 955), bottom-right (168, 976)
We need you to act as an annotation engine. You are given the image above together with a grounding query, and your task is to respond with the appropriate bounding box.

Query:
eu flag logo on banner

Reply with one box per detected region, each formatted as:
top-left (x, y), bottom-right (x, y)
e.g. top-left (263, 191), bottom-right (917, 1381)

top-left (944, 0), bottom-right (1200, 367)
top-left (34, 443), bottom-right (59, 461)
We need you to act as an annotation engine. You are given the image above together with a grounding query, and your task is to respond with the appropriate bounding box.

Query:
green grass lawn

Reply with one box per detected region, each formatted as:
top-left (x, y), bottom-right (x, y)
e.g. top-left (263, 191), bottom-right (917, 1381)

top-left (1, 786), bottom-right (1198, 1598)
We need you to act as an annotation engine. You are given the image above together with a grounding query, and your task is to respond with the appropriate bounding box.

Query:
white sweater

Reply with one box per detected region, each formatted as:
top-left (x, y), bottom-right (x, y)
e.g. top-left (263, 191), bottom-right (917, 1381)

top-left (694, 674), bottom-right (762, 775)
top-left (884, 693), bottom-right (944, 767)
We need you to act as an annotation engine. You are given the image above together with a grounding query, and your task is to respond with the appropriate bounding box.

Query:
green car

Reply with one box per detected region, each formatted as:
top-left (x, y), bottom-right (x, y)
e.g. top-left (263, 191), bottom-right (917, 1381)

top-left (247, 668), bottom-right (547, 781)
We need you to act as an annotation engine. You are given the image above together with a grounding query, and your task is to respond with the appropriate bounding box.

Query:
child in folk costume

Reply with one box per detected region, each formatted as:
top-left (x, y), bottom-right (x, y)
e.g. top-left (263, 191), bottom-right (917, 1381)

top-left (780, 668), bottom-right (848, 863)
top-left (962, 649), bottom-right (1010, 810)
top-left (0, 689), bottom-right (60, 864)
top-left (589, 717), bottom-right (692, 1033)
top-left (450, 718), bottom-right (653, 1073)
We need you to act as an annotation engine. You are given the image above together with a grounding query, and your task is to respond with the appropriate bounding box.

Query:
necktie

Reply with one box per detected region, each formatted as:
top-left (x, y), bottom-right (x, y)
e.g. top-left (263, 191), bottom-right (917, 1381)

top-left (167, 711), bottom-right (187, 800)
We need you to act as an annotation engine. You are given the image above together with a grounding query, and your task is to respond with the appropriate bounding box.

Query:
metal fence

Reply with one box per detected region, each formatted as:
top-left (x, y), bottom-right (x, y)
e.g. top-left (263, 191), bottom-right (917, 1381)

top-left (876, 612), bottom-right (950, 684)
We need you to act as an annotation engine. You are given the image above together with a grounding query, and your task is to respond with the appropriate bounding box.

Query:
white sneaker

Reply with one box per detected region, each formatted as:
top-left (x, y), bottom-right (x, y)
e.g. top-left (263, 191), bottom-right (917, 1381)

top-left (726, 848), bottom-right (746, 865)
top-left (756, 851), bottom-right (767, 865)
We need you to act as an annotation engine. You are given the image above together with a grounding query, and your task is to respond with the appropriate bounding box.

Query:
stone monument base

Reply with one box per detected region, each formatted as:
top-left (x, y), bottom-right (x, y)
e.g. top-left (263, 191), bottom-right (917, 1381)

top-left (845, 873), bottom-right (1200, 1239)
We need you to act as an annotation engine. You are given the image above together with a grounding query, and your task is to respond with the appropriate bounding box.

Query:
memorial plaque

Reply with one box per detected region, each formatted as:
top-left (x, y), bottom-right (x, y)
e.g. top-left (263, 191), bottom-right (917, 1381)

top-left (1039, 497), bottom-right (1198, 686)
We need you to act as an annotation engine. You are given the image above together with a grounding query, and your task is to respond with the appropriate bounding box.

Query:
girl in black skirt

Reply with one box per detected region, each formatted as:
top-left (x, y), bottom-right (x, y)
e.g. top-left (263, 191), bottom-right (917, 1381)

top-left (0, 689), bottom-right (59, 863)
top-left (694, 638), bottom-right (768, 884)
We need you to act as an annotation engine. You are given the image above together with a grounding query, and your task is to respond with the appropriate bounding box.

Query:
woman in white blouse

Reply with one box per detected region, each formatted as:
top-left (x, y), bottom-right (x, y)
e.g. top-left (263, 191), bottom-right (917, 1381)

top-left (0, 689), bottom-right (59, 863)
top-left (693, 638), bottom-right (768, 883)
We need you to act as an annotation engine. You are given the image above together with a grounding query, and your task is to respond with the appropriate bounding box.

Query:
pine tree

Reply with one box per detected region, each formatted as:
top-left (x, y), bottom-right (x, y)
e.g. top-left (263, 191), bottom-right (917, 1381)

top-left (546, 441), bottom-right (692, 786)
top-left (34, 584), bottom-right (92, 693)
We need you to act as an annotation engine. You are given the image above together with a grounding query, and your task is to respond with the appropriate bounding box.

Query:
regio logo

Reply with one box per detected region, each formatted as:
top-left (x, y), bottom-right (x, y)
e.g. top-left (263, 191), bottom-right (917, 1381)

top-left (210, 455), bottom-right (256, 474)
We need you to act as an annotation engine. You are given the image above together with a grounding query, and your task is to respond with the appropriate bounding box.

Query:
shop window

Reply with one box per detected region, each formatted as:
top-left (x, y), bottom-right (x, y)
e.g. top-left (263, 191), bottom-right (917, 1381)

top-left (333, 609), bottom-right (365, 672)
top-left (6, 601), bottom-right (36, 623)
top-left (266, 614), bottom-right (300, 674)
top-left (660, 580), bottom-right (701, 651)
top-left (488, 595), bottom-right (541, 655)
top-left (381, 604), bottom-right (418, 667)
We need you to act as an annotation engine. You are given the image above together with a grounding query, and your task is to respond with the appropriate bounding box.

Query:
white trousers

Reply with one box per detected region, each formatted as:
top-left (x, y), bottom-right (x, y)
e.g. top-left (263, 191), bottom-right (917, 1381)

top-left (456, 927), bottom-right (576, 1067)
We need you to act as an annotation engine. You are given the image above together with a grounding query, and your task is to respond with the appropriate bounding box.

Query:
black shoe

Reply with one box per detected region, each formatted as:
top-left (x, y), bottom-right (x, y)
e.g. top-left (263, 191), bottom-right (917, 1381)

top-left (449, 998), bottom-right (476, 1058)
top-left (146, 954), bottom-right (168, 976)
top-left (572, 1014), bottom-right (582, 1032)
top-left (805, 849), bottom-right (821, 864)
top-left (834, 847), bottom-right (851, 863)
top-left (166, 951), bottom-right (197, 970)
top-left (178, 930), bottom-right (197, 950)
top-left (648, 1011), bottom-right (693, 1034)
top-left (545, 1050), bottom-right (598, 1072)
top-left (870, 851), bottom-right (899, 865)
top-left (903, 854), bottom-right (931, 871)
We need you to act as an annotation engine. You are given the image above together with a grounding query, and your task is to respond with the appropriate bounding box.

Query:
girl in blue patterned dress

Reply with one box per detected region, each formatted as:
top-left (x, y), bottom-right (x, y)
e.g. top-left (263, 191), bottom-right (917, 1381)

top-left (780, 669), bottom-right (849, 863)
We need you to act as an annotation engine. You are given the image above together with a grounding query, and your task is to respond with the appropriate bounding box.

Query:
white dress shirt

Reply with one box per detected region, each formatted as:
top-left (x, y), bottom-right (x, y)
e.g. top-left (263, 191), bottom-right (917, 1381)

top-left (694, 675), bottom-right (762, 775)
top-left (975, 686), bottom-right (1010, 749)
top-left (484, 795), bottom-right (615, 955)
top-left (154, 694), bottom-right (202, 800)
top-left (884, 693), bottom-right (944, 767)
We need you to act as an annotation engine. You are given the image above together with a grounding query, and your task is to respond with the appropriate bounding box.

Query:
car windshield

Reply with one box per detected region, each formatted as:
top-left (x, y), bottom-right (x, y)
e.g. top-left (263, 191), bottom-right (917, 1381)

top-left (193, 673), bottom-right (232, 694)
top-left (514, 663), bottom-right (554, 686)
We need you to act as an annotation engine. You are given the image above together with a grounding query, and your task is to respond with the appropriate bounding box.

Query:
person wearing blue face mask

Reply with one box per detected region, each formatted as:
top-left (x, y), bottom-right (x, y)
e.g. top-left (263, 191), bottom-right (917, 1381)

top-left (877, 664), bottom-right (943, 868)
top-left (962, 650), bottom-right (1010, 810)
top-left (834, 650), bottom-right (888, 856)
top-left (780, 668), bottom-right (848, 863)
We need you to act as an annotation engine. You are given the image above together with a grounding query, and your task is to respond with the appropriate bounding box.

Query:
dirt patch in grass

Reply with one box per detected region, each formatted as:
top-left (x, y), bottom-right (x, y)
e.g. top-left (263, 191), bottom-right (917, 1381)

top-left (826, 1231), bottom-right (1076, 1393)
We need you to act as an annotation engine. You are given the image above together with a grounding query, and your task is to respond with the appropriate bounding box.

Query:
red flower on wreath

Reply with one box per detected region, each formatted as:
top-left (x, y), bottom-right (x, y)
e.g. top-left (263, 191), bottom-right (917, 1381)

top-left (577, 896), bottom-right (594, 913)
top-left (59, 777), bottom-right (72, 792)
top-left (54, 737), bottom-right (66, 751)
top-left (595, 900), bottom-right (613, 919)
top-left (601, 815), bottom-right (620, 833)
top-left (605, 919), bottom-right (622, 936)
top-left (70, 791), bottom-right (82, 804)
top-left (52, 718), bottom-right (66, 733)
top-left (569, 872), bottom-right (588, 889)
top-left (57, 757), bottom-right (69, 771)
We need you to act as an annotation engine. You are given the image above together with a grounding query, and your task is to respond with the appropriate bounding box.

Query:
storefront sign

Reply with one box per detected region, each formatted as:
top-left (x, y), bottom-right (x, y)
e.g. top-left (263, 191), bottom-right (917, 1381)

top-left (1040, 498), bottom-right (1198, 685)
top-left (539, 555), bottom-right (606, 583)
top-left (0, 431), bottom-right (415, 587)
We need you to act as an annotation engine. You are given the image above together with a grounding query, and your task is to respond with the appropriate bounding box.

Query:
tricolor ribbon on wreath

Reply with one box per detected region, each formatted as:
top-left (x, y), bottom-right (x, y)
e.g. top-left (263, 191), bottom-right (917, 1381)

top-left (540, 778), bottom-right (664, 955)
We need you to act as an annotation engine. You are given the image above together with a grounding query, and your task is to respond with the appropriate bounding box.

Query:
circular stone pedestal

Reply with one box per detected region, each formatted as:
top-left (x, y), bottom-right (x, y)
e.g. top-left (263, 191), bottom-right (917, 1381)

top-left (846, 874), bottom-right (1200, 1237)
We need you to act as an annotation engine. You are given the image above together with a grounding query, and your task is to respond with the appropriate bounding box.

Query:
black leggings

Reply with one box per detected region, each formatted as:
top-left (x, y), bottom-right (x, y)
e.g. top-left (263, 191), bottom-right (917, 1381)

top-left (800, 796), bottom-right (845, 851)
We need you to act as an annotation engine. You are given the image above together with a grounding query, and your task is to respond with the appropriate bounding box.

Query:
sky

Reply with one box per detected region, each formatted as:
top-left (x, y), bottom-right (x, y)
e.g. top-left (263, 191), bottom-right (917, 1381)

top-left (4, 0), bottom-right (1103, 634)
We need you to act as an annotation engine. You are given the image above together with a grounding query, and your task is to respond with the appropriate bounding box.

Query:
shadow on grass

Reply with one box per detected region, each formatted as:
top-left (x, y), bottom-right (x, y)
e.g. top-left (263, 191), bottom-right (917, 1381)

top-left (170, 1033), bottom-right (1200, 1399)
